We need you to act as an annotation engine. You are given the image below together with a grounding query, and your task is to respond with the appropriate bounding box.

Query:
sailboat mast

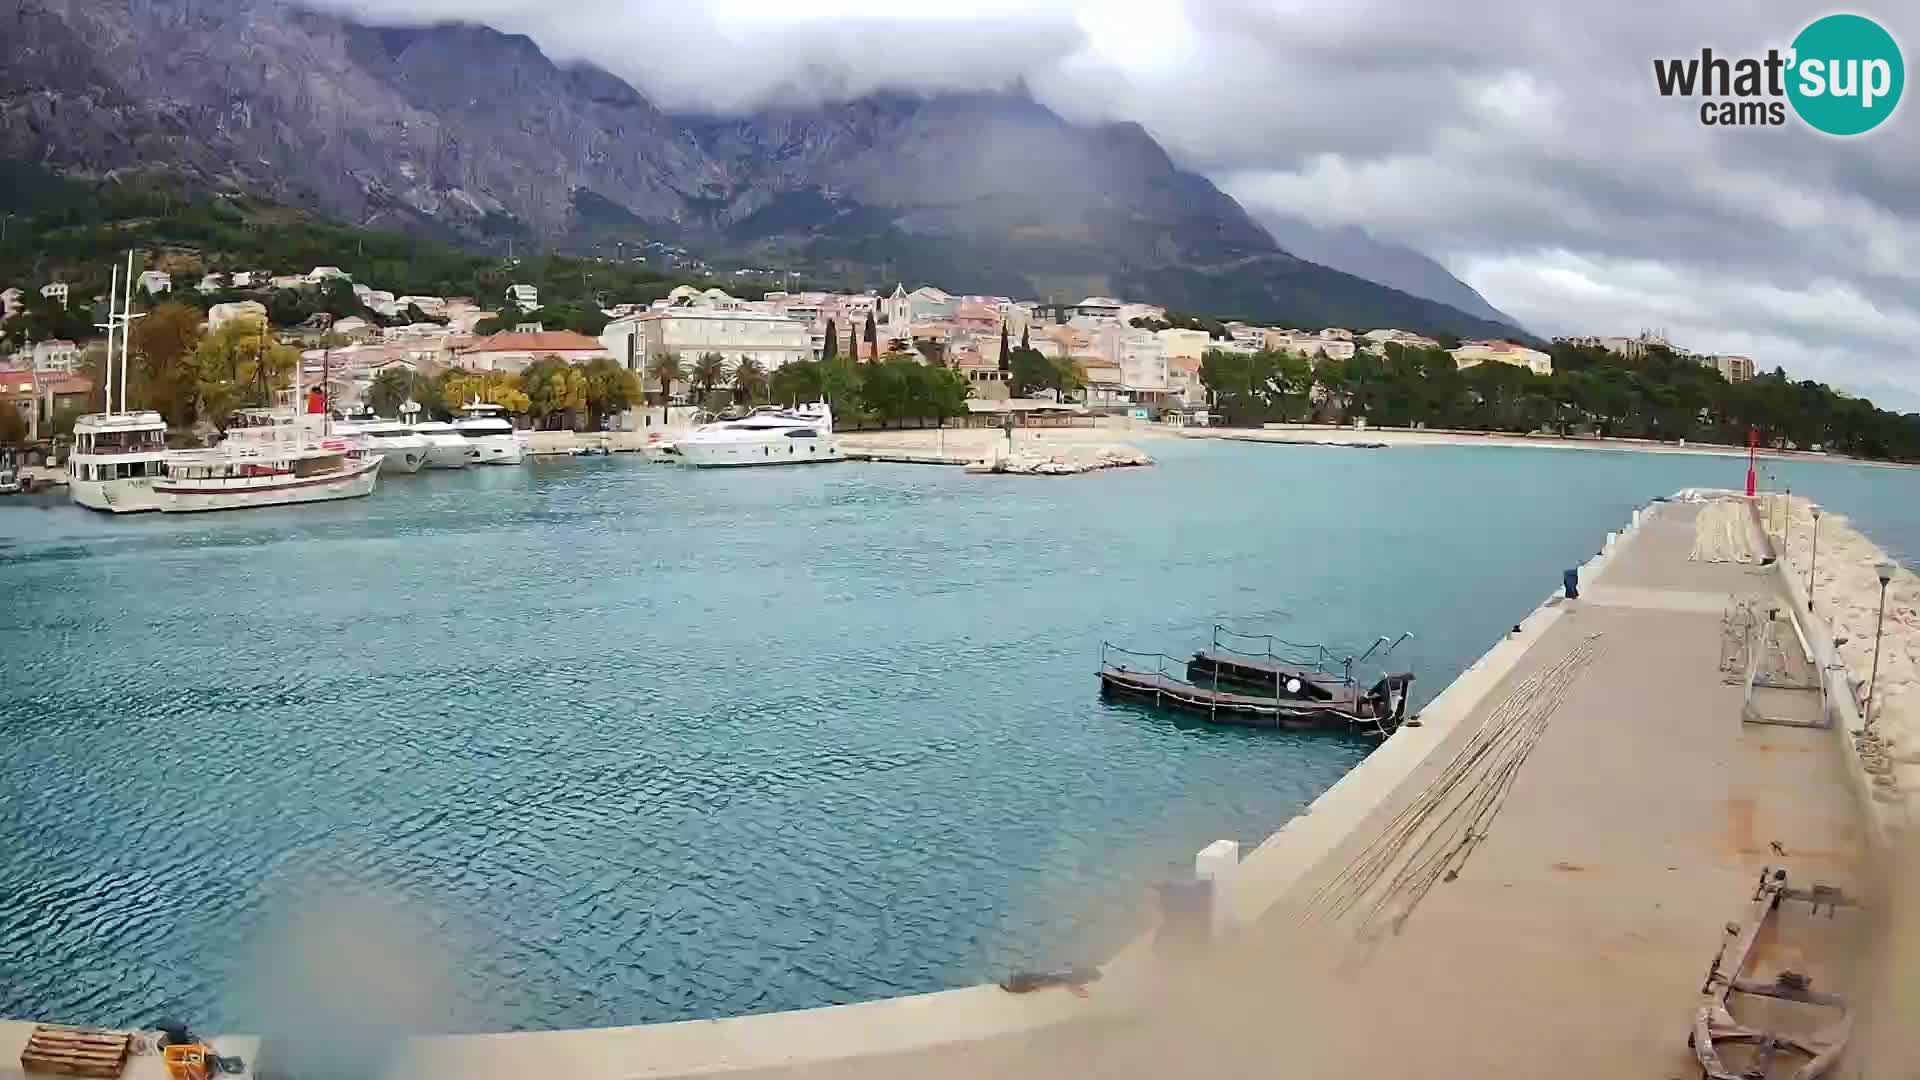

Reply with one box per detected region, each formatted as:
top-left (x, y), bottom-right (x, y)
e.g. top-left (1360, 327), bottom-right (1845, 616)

top-left (119, 250), bottom-right (134, 414)
top-left (102, 264), bottom-right (119, 415)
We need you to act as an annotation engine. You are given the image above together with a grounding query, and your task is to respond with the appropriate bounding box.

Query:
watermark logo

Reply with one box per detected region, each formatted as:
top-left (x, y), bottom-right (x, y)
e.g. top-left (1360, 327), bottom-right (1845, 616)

top-left (1653, 13), bottom-right (1904, 135)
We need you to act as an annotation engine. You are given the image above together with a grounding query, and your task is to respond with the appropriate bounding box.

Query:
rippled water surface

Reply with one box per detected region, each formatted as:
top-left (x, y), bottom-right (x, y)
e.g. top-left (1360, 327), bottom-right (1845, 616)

top-left (2, 439), bottom-right (1915, 1032)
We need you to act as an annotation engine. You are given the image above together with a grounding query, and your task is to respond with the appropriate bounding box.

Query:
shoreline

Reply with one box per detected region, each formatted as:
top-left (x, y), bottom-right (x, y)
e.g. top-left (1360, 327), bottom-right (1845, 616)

top-left (1193, 423), bottom-right (1920, 469)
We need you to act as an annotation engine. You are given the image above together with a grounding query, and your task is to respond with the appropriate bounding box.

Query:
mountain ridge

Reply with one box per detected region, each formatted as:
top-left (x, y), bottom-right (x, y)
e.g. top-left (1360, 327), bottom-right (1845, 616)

top-left (0, 0), bottom-right (1522, 338)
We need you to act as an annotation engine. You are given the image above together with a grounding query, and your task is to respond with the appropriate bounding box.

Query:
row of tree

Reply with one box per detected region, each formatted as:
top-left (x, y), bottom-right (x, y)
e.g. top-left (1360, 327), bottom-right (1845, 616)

top-left (645, 350), bottom-right (970, 429)
top-left (1198, 341), bottom-right (1920, 461)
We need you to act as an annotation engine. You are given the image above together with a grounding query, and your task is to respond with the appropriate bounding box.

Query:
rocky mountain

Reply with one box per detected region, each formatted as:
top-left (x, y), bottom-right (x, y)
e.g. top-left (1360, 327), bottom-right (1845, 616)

top-left (1254, 212), bottom-right (1523, 331)
top-left (0, 0), bottom-right (1520, 338)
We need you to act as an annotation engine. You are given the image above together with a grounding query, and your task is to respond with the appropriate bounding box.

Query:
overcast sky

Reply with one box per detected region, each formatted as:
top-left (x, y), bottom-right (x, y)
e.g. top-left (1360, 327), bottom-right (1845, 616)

top-left (312, 0), bottom-right (1920, 409)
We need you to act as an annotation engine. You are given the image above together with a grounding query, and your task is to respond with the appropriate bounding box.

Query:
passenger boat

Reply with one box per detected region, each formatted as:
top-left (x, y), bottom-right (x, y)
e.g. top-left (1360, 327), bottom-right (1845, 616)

top-left (70, 410), bottom-right (169, 513)
top-left (676, 402), bottom-right (841, 467)
top-left (152, 396), bottom-right (381, 513)
top-left (452, 401), bottom-right (524, 465)
top-left (69, 252), bottom-right (172, 513)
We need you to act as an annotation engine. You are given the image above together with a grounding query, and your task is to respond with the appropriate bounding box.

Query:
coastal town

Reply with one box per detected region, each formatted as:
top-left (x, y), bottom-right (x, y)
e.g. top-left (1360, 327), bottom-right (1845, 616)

top-left (2, 253), bottom-right (1771, 448)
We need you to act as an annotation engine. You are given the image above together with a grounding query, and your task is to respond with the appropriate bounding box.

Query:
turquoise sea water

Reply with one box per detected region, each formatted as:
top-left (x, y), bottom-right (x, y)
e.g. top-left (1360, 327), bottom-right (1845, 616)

top-left (1, 439), bottom-right (1915, 1033)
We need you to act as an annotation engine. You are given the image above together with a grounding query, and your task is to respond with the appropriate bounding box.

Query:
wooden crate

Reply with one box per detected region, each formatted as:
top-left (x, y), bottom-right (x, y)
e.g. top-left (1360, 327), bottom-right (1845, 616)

top-left (19, 1024), bottom-right (131, 1078)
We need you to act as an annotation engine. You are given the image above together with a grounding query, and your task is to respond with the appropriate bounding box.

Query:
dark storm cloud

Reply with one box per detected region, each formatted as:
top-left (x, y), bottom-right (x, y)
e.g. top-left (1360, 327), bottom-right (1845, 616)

top-left (307, 0), bottom-right (1920, 406)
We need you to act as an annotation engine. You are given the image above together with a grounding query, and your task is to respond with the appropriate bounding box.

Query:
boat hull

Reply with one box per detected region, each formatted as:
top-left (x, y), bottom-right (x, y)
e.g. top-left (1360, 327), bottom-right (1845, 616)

top-left (679, 434), bottom-right (842, 468)
top-left (154, 457), bottom-right (381, 512)
top-left (421, 438), bottom-right (470, 469)
top-left (375, 438), bottom-right (430, 474)
top-left (465, 435), bottom-right (524, 466)
top-left (70, 477), bottom-right (166, 514)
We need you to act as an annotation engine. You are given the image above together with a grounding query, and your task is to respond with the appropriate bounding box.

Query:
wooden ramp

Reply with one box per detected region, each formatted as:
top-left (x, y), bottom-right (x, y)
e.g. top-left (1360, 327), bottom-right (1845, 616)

top-left (19, 1024), bottom-right (130, 1078)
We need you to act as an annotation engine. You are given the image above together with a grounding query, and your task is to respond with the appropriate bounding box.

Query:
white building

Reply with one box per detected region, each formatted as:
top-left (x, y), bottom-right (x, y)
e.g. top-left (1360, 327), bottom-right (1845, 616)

top-left (907, 286), bottom-right (956, 321)
top-left (1119, 302), bottom-right (1167, 325)
top-left (395, 295), bottom-right (447, 316)
top-left (600, 288), bottom-right (812, 376)
top-left (197, 273), bottom-right (226, 294)
top-left (0, 287), bottom-right (21, 320)
top-left (1073, 296), bottom-right (1124, 326)
top-left (41, 282), bottom-right (68, 308)
top-left (138, 270), bottom-right (171, 295)
top-left (306, 266), bottom-right (350, 284)
top-left (1451, 340), bottom-right (1552, 376)
top-left (208, 300), bottom-right (269, 332)
top-left (1118, 330), bottom-right (1171, 403)
top-left (270, 275), bottom-right (307, 290)
top-left (229, 271), bottom-right (257, 289)
top-left (505, 284), bottom-right (540, 313)
top-left (1156, 328), bottom-right (1212, 364)
top-left (1703, 354), bottom-right (1755, 383)
top-left (20, 339), bottom-right (79, 373)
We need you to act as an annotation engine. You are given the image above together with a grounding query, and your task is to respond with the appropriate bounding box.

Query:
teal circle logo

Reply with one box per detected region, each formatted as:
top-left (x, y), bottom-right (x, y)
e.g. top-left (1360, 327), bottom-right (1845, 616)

top-left (1787, 14), bottom-right (1904, 135)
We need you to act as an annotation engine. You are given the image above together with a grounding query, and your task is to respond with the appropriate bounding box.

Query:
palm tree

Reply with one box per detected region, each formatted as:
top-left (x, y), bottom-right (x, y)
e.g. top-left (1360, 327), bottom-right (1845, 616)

top-left (689, 351), bottom-right (727, 408)
top-left (732, 357), bottom-right (768, 406)
top-left (647, 350), bottom-right (683, 427)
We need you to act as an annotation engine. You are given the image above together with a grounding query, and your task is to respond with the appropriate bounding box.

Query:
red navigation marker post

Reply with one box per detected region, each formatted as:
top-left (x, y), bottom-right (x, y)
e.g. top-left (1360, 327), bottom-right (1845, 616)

top-left (1746, 426), bottom-right (1758, 497)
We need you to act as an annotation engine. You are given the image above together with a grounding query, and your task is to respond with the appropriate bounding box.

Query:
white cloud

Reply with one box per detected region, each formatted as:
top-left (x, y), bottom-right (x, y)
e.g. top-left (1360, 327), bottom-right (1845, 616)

top-left (302, 0), bottom-right (1920, 406)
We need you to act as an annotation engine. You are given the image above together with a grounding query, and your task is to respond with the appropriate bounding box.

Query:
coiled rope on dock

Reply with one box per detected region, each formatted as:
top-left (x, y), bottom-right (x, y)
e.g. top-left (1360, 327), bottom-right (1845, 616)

top-left (1301, 634), bottom-right (1604, 938)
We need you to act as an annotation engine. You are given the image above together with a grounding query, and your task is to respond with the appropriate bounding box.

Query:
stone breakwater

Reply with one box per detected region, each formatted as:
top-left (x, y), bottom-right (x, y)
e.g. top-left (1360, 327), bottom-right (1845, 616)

top-left (968, 445), bottom-right (1155, 475)
top-left (1771, 493), bottom-right (1920, 810)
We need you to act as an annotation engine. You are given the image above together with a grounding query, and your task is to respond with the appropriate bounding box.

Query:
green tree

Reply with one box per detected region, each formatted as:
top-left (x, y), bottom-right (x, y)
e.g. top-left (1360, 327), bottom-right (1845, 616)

top-left (646, 350), bottom-right (683, 424)
top-left (442, 368), bottom-right (530, 416)
top-left (689, 351), bottom-right (727, 406)
top-left (522, 356), bottom-right (589, 429)
top-left (770, 359), bottom-right (825, 405)
top-left (732, 357), bottom-right (768, 406)
top-left (366, 367), bottom-right (417, 417)
top-left (582, 357), bottom-right (641, 428)
top-left (191, 315), bottom-right (297, 424)
top-left (822, 318), bottom-right (838, 361)
top-left (998, 325), bottom-right (1010, 372)
top-left (129, 301), bottom-right (205, 424)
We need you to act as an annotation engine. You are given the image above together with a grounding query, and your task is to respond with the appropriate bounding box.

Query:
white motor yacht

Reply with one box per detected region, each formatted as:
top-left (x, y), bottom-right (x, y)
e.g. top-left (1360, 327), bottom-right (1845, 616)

top-left (70, 410), bottom-right (170, 512)
top-left (397, 399), bottom-right (468, 469)
top-left (676, 403), bottom-right (841, 468)
top-left (453, 401), bottom-right (524, 465)
top-left (333, 417), bottom-right (431, 474)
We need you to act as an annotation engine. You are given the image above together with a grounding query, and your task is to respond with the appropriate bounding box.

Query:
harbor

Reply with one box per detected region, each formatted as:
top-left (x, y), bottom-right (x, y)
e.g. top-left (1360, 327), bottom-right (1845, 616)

top-left (3, 483), bottom-right (1898, 1078)
top-left (2, 441), bottom-right (1917, 1078)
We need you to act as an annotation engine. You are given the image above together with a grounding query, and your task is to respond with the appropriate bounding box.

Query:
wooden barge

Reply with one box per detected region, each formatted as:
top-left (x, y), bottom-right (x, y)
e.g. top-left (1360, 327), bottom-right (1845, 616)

top-left (1099, 631), bottom-right (1415, 735)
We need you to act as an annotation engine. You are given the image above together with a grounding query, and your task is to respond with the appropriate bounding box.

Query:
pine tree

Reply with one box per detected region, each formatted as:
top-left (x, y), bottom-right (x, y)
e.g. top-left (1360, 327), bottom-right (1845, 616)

top-left (823, 318), bottom-right (838, 361)
top-left (864, 312), bottom-right (878, 354)
top-left (1021, 323), bottom-right (1030, 351)
top-left (998, 324), bottom-right (1010, 372)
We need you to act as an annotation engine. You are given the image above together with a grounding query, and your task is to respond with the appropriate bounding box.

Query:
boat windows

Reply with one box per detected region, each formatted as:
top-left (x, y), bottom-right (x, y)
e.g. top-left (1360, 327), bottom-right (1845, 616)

top-left (782, 429), bottom-right (817, 438)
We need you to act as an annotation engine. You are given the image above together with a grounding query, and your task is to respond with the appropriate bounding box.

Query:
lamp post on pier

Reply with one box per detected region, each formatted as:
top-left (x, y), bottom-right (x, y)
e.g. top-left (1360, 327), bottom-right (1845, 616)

top-left (1807, 507), bottom-right (1822, 612)
top-left (1865, 560), bottom-right (1897, 731)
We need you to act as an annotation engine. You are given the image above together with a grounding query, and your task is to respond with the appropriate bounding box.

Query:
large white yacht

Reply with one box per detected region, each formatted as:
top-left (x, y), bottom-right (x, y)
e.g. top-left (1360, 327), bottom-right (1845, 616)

top-left (452, 401), bottom-right (524, 465)
top-left (333, 417), bottom-right (431, 474)
top-left (398, 400), bottom-right (468, 469)
top-left (70, 411), bottom-right (170, 512)
top-left (70, 252), bottom-right (171, 513)
top-left (676, 403), bottom-right (841, 468)
top-left (154, 405), bottom-right (381, 512)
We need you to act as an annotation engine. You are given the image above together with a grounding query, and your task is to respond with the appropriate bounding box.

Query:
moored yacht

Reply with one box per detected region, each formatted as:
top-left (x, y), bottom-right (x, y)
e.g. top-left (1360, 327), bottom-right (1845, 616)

top-left (676, 403), bottom-right (841, 468)
top-left (333, 417), bottom-right (431, 474)
top-left (70, 410), bottom-right (170, 512)
top-left (70, 252), bottom-right (172, 513)
top-left (453, 401), bottom-right (524, 465)
top-left (398, 400), bottom-right (468, 469)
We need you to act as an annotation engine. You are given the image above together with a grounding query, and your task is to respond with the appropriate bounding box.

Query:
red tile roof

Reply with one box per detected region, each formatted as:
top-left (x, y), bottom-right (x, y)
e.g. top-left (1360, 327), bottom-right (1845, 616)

top-left (462, 330), bottom-right (606, 353)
